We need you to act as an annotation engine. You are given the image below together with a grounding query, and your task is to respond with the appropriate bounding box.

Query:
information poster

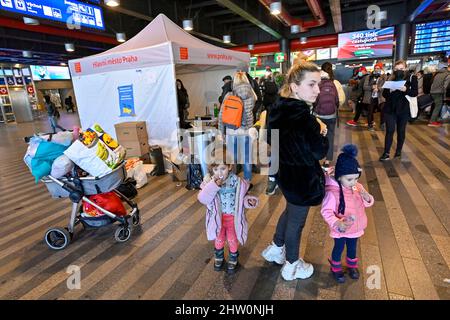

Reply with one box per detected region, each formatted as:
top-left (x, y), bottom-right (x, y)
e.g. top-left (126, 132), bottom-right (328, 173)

top-left (118, 85), bottom-right (136, 117)
top-left (338, 27), bottom-right (394, 60)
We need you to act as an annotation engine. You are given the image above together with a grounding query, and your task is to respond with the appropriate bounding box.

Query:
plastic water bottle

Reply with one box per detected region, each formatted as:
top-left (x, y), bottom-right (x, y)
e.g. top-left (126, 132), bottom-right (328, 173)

top-left (214, 103), bottom-right (219, 118)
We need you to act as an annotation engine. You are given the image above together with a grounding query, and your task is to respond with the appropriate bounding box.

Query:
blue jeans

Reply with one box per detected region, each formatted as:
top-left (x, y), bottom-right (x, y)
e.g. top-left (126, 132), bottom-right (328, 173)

top-left (227, 134), bottom-right (252, 181)
top-left (331, 237), bottom-right (358, 261)
top-left (49, 116), bottom-right (65, 133)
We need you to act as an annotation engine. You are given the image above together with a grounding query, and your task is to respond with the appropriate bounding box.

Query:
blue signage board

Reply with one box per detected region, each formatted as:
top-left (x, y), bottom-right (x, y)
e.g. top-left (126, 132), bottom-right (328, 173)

top-left (118, 85), bottom-right (136, 117)
top-left (0, 0), bottom-right (105, 30)
top-left (413, 19), bottom-right (450, 54)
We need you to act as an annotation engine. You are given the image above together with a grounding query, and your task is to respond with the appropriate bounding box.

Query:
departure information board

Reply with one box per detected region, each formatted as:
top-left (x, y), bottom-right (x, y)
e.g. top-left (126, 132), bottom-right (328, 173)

top-left (413, 19), bottom-right (450, 54)
top-left (0, 0), bottom-right (104, 30)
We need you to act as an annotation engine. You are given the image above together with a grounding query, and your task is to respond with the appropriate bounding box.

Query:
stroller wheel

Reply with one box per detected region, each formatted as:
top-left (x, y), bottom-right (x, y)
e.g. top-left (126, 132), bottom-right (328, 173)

top-left (114, 225), bottom-right (131, 242)
top-left (44, 227), bottom-right (71, 250)
top-left (132, 210), bottom-right (140, 226)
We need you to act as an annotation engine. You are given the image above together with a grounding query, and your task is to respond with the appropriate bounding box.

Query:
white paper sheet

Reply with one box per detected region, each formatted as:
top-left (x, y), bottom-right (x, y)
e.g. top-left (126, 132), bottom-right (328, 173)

top-left (382, 80), bottom-right (406, 90)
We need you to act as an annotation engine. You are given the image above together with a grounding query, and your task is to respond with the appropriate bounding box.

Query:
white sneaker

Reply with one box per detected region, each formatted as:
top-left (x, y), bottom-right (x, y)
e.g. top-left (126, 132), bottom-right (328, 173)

top-left (261, 242), bottom-right (286, 265)
top-left (281, 258), bottom-right (314, 281)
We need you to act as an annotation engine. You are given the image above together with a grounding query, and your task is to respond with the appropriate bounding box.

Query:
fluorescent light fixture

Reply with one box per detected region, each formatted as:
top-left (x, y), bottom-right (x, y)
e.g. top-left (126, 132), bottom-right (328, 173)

top-left (182, 19), bottom-right (193, 31)
top-left (248, 44), bottom-right (254, 50)
top-left (105, 0), bottom-right (120, 7)
top-left (270, 2), bottom-right (282, 15)
top-left (22, 51), bottom-right (33, 58)
top-left (223, 35), bottom-right (231, 44)
top-left (291, 25), bottom-right (300, 34)
top-left (23, 17), bottom-right (39, 25)
top-left (300, 36), bottom-right (307, 44)
top-left (116, 32), bottom-right (126, 42)
top-left (65, 43), bottom-right (75, 52)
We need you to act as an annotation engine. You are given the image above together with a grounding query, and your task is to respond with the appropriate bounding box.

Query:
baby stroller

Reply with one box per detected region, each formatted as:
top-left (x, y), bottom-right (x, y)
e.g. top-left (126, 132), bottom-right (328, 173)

top-left (41, 162), bottom-right (140, 250)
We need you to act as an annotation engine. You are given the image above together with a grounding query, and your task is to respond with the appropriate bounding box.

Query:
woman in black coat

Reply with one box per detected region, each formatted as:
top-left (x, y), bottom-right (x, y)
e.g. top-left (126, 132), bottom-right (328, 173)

top-left (379, 60), bottom-right (418, 161)
top-left (176, 79), bottom-right (190, 129)
top-left (261, 62), bottom-right (329, 281)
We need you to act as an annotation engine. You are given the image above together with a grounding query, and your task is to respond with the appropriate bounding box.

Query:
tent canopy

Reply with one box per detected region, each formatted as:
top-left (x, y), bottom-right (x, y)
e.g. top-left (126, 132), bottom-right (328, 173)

top-left (69, 13), bottom-right (250, 77)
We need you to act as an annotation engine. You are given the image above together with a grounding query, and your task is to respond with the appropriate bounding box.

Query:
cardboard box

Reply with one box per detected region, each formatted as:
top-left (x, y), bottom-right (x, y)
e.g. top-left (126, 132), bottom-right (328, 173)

top-left (122, 140), bottom-right (149, 157)
top-left (115, 121), bottom-right (148, 143)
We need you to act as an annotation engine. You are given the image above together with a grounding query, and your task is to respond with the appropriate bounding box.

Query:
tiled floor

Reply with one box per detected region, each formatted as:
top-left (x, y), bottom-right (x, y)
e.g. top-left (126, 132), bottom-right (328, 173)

top-left (0, 110), bottom-right (449, 300)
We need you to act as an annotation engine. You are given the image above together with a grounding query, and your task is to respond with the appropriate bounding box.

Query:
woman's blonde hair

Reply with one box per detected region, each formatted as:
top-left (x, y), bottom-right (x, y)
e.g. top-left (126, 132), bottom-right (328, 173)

top-left (280, 62), bottom-right (320, 98)
top-left (233, 71), bottom-right (250, 86)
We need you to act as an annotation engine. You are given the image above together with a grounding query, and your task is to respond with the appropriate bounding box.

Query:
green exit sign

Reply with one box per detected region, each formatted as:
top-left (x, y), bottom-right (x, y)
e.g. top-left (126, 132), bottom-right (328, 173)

top-left (274, 52), bottom-right (285, 63)
top-left (250, 57), bottom-right (258, 66)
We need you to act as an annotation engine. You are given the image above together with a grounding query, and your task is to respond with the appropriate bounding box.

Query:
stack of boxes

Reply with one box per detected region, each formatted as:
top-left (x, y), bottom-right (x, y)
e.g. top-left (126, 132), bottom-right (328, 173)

top-left (114, 121), bottom-right (150, 163)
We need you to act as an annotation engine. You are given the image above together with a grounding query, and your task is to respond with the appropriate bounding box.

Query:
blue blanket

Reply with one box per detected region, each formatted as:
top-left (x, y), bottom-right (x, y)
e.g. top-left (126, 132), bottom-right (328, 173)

top-left (31, 141), bottom-right (68, 183)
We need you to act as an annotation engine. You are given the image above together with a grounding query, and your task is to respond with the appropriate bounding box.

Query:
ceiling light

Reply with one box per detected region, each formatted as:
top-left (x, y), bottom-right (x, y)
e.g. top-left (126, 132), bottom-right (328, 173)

top-left (65, 43), bottom-right (75, 52)
top-left (223, 35), bottom-right (231, 44)
top-left (116, 32), bottom-right (126, 42)
top-left (182, 19), bottom-right (193, 31)
top-left (300, 37), bottom-right (307, 44)
top-left (291, 25), bottom-right (300, 34)
top-left (60, 62), bottom-right (67, 66)
top-left (22, 51), bottom-right (32, 58)
top-left (105, 0), bottom-right (120, 7)
top-left (248, 44), bottom-right (254, 50)
top-left (270, 2), bottom-right (282, 15)
top-left (23, 17), bottom-right (39, 25)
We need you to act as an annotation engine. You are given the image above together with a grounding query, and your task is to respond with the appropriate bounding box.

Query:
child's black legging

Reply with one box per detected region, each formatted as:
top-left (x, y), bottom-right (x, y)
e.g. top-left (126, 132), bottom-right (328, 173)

top-left (332, 237), bottom-right (358, 261)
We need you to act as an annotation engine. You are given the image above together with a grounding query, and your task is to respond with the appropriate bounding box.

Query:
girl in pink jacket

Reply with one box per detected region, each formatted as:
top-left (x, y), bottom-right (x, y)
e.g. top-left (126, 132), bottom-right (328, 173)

top-left (320, 144), bottom-right (374, 283)
top-left (198, 160), bottom-right (259, 274)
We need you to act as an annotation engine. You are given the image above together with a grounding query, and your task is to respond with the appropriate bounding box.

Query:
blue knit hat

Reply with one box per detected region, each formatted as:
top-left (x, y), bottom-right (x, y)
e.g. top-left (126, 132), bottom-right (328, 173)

top-left (334, 144), bottom-right (362, 215)
top-left (335, 144), bottom-right (362, 180)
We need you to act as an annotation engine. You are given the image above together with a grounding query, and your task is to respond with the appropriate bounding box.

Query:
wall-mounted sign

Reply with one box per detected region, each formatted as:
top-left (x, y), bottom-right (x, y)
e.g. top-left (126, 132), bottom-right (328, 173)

top-left (15, 77), bottom-right (24, 85)
top-left (6, 76), bottom-right (15, 85)
top-left (338, 27), bottom-right (394, 60)
top-left (27, 85), bottom-right (35, 94)
top-left (30, 65), bottom-right (71, 81)
top-left (413, 19), bottom-right (450, 54)
top-left (0, 0), bottom-right (104, 30)
top-left (0, 86), bottom-right (8, 95)
top-left (250, 57), bottom-right (258, 66)
top-left (274, 52), bottom-right (285, 63)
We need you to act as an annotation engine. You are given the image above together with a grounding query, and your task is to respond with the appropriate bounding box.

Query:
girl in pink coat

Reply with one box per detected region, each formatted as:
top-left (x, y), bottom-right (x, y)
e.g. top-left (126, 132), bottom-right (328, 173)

top-left (321, 144), bottom-right (374, 283)
top-left (198, 159), bottom-right (259, 274)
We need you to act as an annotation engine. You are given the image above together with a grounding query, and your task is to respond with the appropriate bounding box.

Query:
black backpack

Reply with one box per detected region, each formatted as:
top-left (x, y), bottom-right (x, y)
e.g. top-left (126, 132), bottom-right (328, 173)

top-left (116, 178), bottom-right (138, 199)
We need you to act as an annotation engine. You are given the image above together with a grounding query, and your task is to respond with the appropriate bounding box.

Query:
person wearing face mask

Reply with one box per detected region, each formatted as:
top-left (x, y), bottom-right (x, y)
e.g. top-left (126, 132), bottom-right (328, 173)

top-left (261, 62), bottom-right (329, 281)
top-left (364, 63), bottom-right (386, 131)
top-left (379, 60), bottom-right (418, 161)
top-left (346, 66), bottom-right (369, 127)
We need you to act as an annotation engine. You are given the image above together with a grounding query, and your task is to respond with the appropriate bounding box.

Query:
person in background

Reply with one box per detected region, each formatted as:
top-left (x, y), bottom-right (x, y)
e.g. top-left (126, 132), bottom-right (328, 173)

top-left (365, 63), bottom-right (386, 131)
top-left (314, 69), bottom-right (339, 170)
top-left (176, 79), bottom-right (190, 129)
top-left (346, 66), bottom-right (370, 127)
top-left (416, 70), bottom-right (424, 97)
top-left (44, 95), bottom-right (65, 133)
top-left (64, 95), bottom-right (75, 113)
top-left (429, 60), bottom-right (450, 127)
top-left (246, 72), bottom-right (263, 120)
top-left (379, 60), bottom-right (418, 161)
top-left (218, 71), bottom-right (256, 184)
top-left (219, 75), bottom-right (233, 105)
top-left (321, 62), bottom-right (346, 108)
top-left (261, 62), bottom-right (329, 281)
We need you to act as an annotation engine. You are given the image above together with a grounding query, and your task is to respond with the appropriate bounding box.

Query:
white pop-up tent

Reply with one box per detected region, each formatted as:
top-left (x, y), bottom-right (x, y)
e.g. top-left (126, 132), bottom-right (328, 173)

top-left (68, 13), bottom-right (250, 160)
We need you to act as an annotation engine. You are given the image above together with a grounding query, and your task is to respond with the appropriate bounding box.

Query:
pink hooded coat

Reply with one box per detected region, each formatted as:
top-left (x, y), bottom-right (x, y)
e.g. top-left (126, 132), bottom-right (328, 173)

top-left (197, 176), bottom-right (258, 245)
top-left (321, 175), bottom-right (374, 239)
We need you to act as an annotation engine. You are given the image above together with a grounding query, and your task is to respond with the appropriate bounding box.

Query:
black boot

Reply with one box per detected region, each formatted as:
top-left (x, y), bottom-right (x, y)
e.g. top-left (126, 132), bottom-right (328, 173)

top-left (346, 257), bottom-right (360, 279)
top-left (328, 258), bottom-right (345, 283)
top-left (348, 267), bottom-right (360, 279)
top-left (214, 248), bottom-right (225, 271)
top-left (227, 251), bottom-right (239, 274)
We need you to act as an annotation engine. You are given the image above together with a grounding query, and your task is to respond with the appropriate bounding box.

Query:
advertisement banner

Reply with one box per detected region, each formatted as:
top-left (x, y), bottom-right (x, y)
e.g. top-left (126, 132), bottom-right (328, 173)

top-left (338, 27), bottom-right (394, 60)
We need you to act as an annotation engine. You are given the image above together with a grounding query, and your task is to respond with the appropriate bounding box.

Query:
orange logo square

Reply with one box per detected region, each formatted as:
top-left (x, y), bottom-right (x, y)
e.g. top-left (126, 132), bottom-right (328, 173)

top-left (180, 47), bottom-right (189, 60)
top-left (74, 62), bottom-right (82, 73)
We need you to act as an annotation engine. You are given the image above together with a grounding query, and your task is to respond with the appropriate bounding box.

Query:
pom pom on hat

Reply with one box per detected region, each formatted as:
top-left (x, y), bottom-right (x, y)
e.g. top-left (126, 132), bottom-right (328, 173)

top-left (335, 144), bottom-right (362, 180)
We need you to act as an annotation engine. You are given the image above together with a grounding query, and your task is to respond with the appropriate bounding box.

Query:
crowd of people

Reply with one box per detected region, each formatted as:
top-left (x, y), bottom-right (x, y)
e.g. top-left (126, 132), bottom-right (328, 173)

top-left (191, 55), bottom-right (449, 283)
